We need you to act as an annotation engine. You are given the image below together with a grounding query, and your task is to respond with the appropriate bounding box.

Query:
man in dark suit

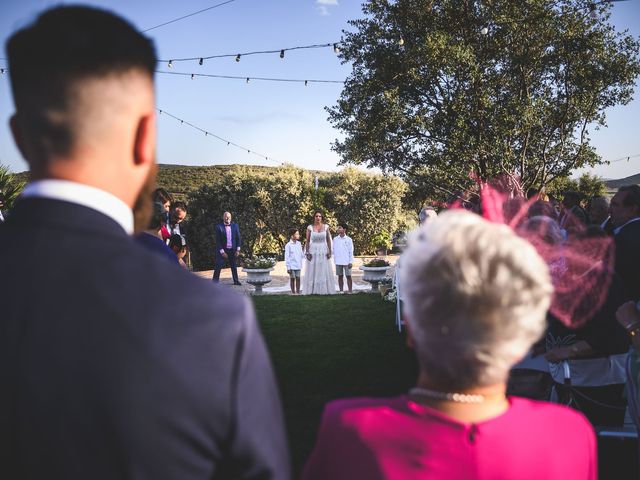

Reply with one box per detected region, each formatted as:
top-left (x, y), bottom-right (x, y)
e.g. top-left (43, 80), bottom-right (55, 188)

top-left (213, 211), bottom-right (242, 285)
top-left (169, 200), bottom-right (189, 240)
top-left (610, 185), bottom-right (640, 301)
top-left (0, 6), bottom-right (289, 480)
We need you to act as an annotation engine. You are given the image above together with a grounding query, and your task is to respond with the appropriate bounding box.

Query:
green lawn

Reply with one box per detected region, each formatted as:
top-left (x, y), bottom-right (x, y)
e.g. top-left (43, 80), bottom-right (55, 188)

top-left (252, 293), bottom-right (418, 475)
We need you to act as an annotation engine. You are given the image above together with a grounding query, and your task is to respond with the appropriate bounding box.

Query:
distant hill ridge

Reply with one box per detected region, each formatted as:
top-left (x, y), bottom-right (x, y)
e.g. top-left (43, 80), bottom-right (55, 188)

top-left (13, 164), bottom-right (639, 197)
top-left (605, 172), bottom-right (640, 190)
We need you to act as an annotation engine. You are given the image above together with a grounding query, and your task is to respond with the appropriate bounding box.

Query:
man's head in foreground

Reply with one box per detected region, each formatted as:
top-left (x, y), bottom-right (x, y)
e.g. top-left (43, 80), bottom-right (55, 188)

top-left (7, 6), bottom-right (158, 228)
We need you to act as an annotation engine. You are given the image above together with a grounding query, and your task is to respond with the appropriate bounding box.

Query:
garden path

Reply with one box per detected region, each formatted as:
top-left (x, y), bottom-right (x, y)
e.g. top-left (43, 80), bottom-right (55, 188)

top-left (193, 255), bottom-right (398, 295)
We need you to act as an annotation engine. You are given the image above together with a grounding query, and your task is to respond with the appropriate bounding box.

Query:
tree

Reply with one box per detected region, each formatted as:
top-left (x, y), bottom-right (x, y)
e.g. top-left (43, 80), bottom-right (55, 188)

top-left (329, 0), bottom-right (640, 200)
top-left (186, 166), bottom-right (319, 271)
top-left (0, 165), bottom-right (26, 211)
top-left (323, 167), bottom-right (410, 254)
top-left (546, 172), bottom-right (607, 200)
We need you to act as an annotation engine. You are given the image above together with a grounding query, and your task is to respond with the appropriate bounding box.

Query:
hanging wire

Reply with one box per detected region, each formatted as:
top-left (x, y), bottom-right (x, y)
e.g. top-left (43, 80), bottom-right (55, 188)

top-left (159, 42), bottom-right (338, 64)
top-left (607, 153), bottom-right (640, 163)
top-left (142, 0), bottom-right (236, 33)
top-left (156, 108), bottom-right (282, 165)
top-left (156, 70), bottom-right (344, 84)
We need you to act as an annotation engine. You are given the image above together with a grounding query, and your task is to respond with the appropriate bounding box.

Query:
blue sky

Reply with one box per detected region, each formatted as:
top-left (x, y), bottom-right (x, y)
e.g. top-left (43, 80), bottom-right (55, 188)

top-left (0, 0), bottom-right (639, 180)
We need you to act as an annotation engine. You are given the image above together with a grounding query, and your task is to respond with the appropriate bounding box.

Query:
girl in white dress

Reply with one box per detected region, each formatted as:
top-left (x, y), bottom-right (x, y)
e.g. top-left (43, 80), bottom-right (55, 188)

top-left (303, 211), bottom-right (335, 295)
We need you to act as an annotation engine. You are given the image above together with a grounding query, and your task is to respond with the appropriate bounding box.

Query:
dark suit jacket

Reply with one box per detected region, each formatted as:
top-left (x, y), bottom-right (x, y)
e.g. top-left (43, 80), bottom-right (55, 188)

top-left (0, 198), bottom-right (289, 480)
top-left (614, 219), bottom-right (640, 301)
top-left (170, 220), bottom-right (189, 241)
top-left (215, 222), bottom-right (241, 256)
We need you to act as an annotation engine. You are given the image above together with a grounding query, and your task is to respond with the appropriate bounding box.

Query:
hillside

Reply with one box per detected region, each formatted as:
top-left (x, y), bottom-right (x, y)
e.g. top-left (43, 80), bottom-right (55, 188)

top-left (605, 172), bottom-right (640, 190)
top-left (12, 164), bottom-right (329, 200)
top-left (156, 164), bottom-right (331, 199)
top-left (12, 164), bottom-right (640, 197)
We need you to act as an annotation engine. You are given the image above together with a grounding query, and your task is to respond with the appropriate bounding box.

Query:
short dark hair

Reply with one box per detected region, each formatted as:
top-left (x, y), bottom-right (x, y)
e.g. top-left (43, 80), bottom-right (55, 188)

top-left (337, 223), bottom-right (348, 231)
top-left (7, 6), bottom-right (156, 161)
top-left (562, 191), bottom-right (581, 205)
top-left (619, 185), bottom-right (640, 211)
top-left (152, 188), bottom-right (173, 205)
top-left (288, 228), bottom-right (299, 238)
top-left (171, 201), bottom-right (187, 212)
top-left (169, 234), bottom-right (186, 250)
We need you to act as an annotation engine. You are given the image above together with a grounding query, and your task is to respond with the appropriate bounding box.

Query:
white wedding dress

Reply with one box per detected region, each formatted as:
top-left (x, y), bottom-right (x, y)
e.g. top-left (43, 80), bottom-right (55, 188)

top-left (303, 225), bottom-right (335, 295)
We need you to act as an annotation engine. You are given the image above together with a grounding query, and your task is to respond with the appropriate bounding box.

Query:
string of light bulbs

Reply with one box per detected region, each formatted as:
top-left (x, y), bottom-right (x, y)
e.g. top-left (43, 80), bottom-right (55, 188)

top-left (608, 153), bottom-right (640, 163)
top-left (142, 0), bottom-right (236, 33)
top-left (160, 42), bottom-right (341, 67)
top-left (156, 108), bottom-right (282, 165)
top-left (156, 70), bottom-right (344, 85)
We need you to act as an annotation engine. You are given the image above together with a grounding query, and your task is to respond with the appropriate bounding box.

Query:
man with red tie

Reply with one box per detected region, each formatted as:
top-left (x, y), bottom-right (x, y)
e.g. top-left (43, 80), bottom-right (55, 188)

top-left (213, 211), bottom-right (242, 285)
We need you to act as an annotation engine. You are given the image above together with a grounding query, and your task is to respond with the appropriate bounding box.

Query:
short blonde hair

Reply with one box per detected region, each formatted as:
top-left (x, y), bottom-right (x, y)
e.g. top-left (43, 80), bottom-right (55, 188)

top-left (400, 210), bottom-right (552, 390)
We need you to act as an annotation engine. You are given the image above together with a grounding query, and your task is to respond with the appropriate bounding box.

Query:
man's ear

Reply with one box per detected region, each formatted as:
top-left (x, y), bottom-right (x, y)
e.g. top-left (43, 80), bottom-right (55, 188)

top-left (9, 114), bottom-right (29, 162)
top-left (133, 113), bottom-right (156, 167)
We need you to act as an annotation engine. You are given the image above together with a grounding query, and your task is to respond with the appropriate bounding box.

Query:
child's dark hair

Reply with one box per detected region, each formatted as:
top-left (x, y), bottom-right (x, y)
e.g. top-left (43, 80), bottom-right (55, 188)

top-left (337, 223), bottom-right (348, 231)
top-left (289, 228), bottom-right (299, 238)
top-left (169, 234), bottom-right (186, 250)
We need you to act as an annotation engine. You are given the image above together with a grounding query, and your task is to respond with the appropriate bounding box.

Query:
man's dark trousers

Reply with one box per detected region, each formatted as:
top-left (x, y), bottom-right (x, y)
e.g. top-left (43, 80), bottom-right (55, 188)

top-left (213, 248), bottom-right (240, 282)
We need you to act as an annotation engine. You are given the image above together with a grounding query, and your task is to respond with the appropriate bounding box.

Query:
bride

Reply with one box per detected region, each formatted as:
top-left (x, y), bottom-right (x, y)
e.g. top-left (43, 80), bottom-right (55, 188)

top-left (303, 211), bottom-right (335, 295)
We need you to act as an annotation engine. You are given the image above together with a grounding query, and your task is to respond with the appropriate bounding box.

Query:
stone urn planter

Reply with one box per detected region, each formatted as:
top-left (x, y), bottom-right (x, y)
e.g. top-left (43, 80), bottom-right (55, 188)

top-left (242, 268), bottom-right (274, 294)
top-left (359, 265), bottom-right (390, 291)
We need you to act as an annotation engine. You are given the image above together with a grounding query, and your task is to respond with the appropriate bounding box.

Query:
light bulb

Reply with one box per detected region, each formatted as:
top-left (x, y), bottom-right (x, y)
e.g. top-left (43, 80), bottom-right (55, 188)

top-left (191, 74), bottom-right (194, 80)
top-left (481, 27), bottom-right (488, 35)
top-left (246, 77), bottom-right (250, 83)
top-left (199, 58), bottom-right (203, 66)
top-left (235, 54), bottom-right (241, 62)
top-left (280, 49), bottom-right (285, 59)
top-left (0, 68), bottom-right (4, 74)
top-left (333, 43), bottom-right (340, 54)
top-left (168, 60), bottom-right (173, 68)
top-left (398, 37), bottom-right (404, 46)
top-left (305, 80), bottom-right (308, 86)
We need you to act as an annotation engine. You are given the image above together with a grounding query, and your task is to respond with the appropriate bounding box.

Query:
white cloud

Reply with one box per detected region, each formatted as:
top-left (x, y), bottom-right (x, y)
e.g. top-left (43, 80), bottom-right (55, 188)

top-left (315, 0), bottom-right (338, 16)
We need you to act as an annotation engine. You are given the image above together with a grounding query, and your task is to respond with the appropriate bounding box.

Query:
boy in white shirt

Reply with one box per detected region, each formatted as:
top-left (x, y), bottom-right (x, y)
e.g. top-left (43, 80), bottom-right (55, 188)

top-left (333, 223), bottom-right (354, 293)
top-left (284, 228), bottom-right (303, 294)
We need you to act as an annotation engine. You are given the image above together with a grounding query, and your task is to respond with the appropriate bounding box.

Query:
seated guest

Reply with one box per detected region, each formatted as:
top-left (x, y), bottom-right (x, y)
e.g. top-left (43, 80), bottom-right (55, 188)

top-left (560, 190), bottom-right (589, 229)
top-left (135, 203), bottom-right (178, 264)
top-left (610, 185), bottom-right (640, 301)
top-left (615, 302), bottom-right (640, 430)
top-left (169, 200), bottom-right (188, 238)
top-left (588, 196), bottom-right (611, 231)
top-left (302, 210), bottom-right (596, 480)
top-left (544, 227), bottom-right (629, 427)
top-left (168, 233), bottom-right (188, 268)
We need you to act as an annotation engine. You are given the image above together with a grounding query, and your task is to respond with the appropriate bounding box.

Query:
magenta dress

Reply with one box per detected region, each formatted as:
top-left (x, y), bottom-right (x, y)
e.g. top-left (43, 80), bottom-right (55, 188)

top-left (301, 396), bottom-right (596, 480)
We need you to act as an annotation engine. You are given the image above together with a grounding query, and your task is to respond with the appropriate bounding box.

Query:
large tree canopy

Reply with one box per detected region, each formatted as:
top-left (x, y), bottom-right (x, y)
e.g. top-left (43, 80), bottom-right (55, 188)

top-left (329, 0), bottom-right (640, 199)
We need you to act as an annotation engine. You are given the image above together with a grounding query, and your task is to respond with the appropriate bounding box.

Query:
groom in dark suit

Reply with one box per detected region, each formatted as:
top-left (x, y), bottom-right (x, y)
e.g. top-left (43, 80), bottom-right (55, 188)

top-left (213, 211), bottom-right (242, 285)
top-left (0, 6), bottom-right (289, 480)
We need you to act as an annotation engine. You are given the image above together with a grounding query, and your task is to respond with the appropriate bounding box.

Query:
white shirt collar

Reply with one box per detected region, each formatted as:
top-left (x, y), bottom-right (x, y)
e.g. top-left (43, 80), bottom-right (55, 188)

top-left (22, 179), bottom-right (134, 234)
top-left (613, 216), bottom-right (640, 235)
